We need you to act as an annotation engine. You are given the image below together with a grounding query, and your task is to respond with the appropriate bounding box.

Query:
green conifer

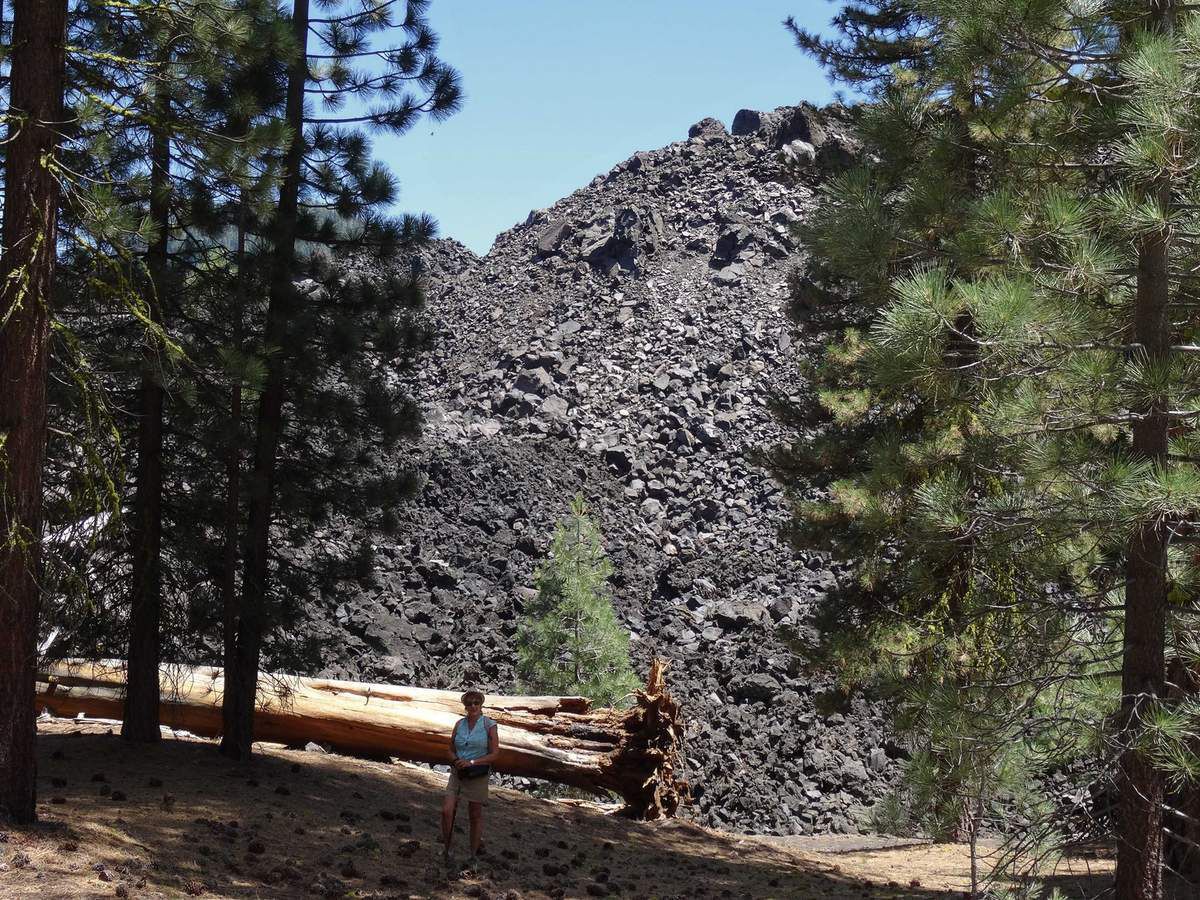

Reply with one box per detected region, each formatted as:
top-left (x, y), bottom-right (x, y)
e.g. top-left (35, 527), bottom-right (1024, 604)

top-left (516, 496), bottom-right (639, 707)
top-left (222, 0), bottom-right (461, 760)
top-left (776, 2), bottom-right (1200, 894)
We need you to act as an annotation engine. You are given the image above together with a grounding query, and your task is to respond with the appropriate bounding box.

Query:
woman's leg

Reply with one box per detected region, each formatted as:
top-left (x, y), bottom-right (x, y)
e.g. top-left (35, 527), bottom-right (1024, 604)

top-left (440, 795), bottom-right (458, 854)
top-left (467, 801), bottom-right (483, 855)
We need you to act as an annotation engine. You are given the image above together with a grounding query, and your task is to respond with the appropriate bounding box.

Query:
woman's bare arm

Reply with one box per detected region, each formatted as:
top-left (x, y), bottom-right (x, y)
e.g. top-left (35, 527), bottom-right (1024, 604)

top-left (449, 720), bottom-right (464, 768)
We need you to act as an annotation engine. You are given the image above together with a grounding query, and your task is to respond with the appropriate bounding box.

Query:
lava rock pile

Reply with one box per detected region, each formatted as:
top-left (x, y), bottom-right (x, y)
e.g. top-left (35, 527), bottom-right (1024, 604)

top-left (285, 103), bottom-right (903, 835)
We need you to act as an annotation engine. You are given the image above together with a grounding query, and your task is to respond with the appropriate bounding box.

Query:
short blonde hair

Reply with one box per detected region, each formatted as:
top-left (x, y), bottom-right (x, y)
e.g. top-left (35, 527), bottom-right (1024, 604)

top-left (461, 690), bottom-right (485, 706)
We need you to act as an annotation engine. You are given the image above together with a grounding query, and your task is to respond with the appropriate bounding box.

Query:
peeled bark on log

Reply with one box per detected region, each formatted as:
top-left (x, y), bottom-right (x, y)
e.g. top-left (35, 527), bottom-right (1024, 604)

top-left (35, 658), bottom-right (686, 819)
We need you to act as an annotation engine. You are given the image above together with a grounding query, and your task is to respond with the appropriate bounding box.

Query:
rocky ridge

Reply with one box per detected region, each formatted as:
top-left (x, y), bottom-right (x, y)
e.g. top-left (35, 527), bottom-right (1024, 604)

top-left (287, 103), bottom-right (901, 835)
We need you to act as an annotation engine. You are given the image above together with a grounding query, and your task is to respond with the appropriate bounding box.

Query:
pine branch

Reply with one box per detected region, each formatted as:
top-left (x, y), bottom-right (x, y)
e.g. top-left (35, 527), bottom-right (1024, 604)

top-left (308, 0), bottom-right (404, 26)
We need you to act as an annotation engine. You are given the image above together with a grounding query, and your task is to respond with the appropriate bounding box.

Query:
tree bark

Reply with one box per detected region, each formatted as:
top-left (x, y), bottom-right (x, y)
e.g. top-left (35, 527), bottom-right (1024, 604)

top-left (1115, 7), bottom-right (1175, 895)
top-left (220, 194), bottom-right (247, 720)
top-left (1116, 200), bottom-right (1170, 900)
top-left (0, 0), bottom-right (68, 826)
top-left (222, 0), bottom-right (310, 762)
top-left (1164, 657), bottom-right (1200, 887)
top-left (123, 111), bottom-right (171, 744)
top-left (39, 658), bottom-right (686, 819)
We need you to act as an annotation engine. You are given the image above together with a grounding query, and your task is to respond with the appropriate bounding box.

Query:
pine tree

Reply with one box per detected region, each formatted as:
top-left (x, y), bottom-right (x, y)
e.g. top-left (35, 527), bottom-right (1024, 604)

top-left (222, 0), bottom-right (461, 760)
top-left (775, 1), bottom-right (1200, 895)
top-left (516, 495), bottom-right (639, 707)
top-left (108, 0), bottom-right (274, 743)
top-left (42, 0), bottom-right (290, 741)
top-left (773, 3), bottom-right (1032, 849)
top-left (785, 1), bottom-right (935, 89)
top-left (0, 0), bottom-right (69, 826)
top-left (198, 0), bottom-right (291, 719)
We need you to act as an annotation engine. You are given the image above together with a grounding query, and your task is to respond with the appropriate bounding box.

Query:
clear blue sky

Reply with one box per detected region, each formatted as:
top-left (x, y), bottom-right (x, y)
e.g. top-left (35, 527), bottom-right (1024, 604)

top-left (376, 2), bottom-right (841, 255)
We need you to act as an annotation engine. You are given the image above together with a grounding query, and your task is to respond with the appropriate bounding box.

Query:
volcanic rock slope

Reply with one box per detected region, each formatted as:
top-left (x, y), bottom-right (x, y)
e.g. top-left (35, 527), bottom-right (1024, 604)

top-left (297, 104), bottom-right (899, 835)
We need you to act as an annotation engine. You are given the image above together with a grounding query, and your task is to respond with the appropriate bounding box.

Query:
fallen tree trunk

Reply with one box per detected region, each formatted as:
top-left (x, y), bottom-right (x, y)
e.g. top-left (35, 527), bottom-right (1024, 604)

top-left (35, 659), bottom-right (686, 819)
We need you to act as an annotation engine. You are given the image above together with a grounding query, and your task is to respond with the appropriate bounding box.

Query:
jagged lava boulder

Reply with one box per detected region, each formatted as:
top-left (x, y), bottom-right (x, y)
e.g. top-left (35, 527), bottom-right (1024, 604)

top-left (282, 102), bottom-right (895, 835)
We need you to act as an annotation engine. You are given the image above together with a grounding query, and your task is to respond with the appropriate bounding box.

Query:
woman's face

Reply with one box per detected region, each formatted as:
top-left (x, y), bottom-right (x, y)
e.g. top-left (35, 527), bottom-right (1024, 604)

top-left (464, 698), bottom-right (482, 715)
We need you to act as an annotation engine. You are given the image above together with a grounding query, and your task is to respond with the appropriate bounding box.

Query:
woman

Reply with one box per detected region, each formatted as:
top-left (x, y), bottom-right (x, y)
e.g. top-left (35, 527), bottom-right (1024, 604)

top-left (440, 689), bottom-right (499, 864)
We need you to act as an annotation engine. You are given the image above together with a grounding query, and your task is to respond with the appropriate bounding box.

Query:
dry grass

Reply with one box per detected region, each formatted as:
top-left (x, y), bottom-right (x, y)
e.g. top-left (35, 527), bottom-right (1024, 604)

top-left (0, 720), bottom-right (1117, 899)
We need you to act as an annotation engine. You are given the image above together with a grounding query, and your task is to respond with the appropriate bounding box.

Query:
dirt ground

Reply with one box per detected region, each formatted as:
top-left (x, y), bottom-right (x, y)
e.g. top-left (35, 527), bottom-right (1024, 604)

top-left (0, 720), bottom-right (1116, 899)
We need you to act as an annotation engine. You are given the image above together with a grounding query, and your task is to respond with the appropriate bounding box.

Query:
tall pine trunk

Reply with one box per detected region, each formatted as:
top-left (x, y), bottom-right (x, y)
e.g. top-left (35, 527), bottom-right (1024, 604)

top-left (123, 117), bottom-right (171, 743)
top-left (1116, 220), bottom-right (1169, 900)
top-left (221, 195), bottom-right (247, 706)
top-left (1115, 6), bottom-right (1175, 891)
top-left (0, 0), bottom-right (68, 825)
top-left (220, 0), bottom-right (310, 761)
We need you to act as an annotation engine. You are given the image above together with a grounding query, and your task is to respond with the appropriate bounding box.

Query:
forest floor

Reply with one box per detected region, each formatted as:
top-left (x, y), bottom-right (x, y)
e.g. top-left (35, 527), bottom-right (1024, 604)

top-left (0, 720), bottom-right (1120, 899)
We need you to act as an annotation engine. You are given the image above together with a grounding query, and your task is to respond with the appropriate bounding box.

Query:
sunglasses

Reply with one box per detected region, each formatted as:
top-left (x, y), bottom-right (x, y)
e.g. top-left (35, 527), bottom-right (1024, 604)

top-left (464, 701), bottom-right (482, 707)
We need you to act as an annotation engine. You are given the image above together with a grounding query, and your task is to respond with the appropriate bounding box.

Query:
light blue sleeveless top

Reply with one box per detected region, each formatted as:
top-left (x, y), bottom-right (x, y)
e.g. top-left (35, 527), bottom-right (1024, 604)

top-left (453, 715), bottom-right (495, 761)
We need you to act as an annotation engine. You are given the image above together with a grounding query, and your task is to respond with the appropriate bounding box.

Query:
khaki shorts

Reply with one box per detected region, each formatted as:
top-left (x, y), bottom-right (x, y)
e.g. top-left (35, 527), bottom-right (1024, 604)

top-left (446, 769), bottom-right (489, 804)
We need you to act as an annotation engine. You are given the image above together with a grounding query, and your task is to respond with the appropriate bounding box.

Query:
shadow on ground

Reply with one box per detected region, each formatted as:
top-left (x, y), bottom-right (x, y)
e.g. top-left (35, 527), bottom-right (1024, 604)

top-left (0, 725), bottom-right (964, 899)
